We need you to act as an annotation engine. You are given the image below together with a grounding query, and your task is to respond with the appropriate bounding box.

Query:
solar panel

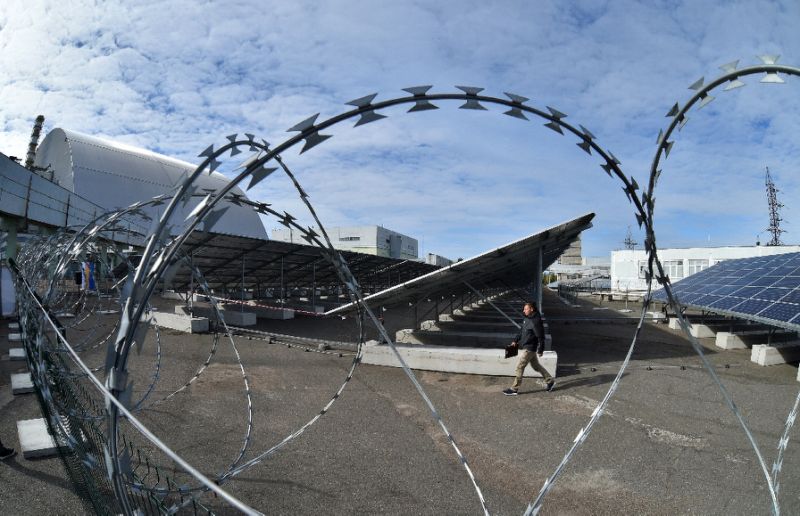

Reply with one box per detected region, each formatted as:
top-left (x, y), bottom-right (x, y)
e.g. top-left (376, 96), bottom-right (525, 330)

top-left (653, 252), bottom-right (800, 330)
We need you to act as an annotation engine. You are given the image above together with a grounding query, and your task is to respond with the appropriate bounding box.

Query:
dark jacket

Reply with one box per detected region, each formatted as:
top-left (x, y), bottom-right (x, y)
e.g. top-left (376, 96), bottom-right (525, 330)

top-left (513, 312), bottom-right (545, 354)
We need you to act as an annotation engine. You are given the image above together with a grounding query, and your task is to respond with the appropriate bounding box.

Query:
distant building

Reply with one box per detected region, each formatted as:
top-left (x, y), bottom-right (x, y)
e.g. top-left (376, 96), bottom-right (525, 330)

top-left (271, 225), bottom-right (419, 260)
top-left (425, 253), bottom-right (453, 267)
top-left (554, 236), bottom-right (583, 283)
top-left (547, 255), bottom-right (610, 291)
top-left (557, 237), bottom-right (583, 266)
top-left (611, 245), bottom-right (800, 293)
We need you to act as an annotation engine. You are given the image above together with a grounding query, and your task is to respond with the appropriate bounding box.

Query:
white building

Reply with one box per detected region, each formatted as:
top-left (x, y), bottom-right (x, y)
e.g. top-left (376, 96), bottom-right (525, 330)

top-left (425, 253), bottom-right (453, 267)
top-left (611, 245), bottom-right (800, 293)
top-left (271, 225), bottom-right (419, 259)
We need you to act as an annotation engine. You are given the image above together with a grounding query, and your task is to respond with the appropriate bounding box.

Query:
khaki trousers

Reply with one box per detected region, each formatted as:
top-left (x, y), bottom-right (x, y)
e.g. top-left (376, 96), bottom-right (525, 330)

top-left (511, 349), bottom-right (552, 390)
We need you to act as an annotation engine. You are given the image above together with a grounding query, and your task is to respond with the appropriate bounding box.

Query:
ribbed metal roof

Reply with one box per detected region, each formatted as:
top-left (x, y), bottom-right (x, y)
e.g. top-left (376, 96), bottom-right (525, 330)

top-left (33, 128), bottom-right (267, 240)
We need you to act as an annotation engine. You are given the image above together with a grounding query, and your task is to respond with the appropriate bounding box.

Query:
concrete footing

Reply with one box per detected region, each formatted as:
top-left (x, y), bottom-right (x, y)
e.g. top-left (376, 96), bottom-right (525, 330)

top-left (751, 342), bottom-right (800, 366)
top-left (218, 307), bottom-right (257, 326)
top-left (715, 331), bottom-right (750, 350)
top-left (160, 291), bottom-right (188, 301)
top-left (396, 328), bottom-right (552, 350)
top-left (176, 304), bottom-right (257, 326)
top-left (8, 332), bottom-right (21, 341)
top-left (397, 328), bottom-right (514, 347)
top-left (715, 330), bottom-right (797, 350)
top-left (8, 322), bottom-right (19, 329)
top-left (9, 348), bottom-right (25, 361)
top-left (246, 303), bottom-right (295, 320)
top-left (17, 418), bottom-right (64, 459)
top-left (689, 324), bottom-right (717, 338)
top-left (11, 373), bottom-right (34, 394)
top-left (361, 340), bottom-right (557, 378)
top-left (150, 311), bottom-right (209, 333)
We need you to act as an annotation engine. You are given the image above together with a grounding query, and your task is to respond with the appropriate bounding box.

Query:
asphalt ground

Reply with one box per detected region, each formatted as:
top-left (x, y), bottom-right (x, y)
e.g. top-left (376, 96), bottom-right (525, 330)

top-left (2, 290), bottom-right (800, 515)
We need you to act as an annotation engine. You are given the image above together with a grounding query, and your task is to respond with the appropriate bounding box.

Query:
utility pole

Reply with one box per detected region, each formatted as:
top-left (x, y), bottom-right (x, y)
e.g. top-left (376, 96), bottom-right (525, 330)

top-left (765, 167), bottom-right (785, 246)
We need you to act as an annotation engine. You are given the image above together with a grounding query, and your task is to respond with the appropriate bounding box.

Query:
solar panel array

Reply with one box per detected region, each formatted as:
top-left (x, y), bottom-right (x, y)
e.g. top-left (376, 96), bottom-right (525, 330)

top-left (652, 252), bottom-right (800, 330)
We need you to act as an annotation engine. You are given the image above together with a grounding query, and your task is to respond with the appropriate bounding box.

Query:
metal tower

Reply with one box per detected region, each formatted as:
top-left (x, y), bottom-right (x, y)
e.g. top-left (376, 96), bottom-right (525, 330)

top-left (623, 225), bottom-right (637, 250)
top-left (765, 167), bottom-right (785, 246)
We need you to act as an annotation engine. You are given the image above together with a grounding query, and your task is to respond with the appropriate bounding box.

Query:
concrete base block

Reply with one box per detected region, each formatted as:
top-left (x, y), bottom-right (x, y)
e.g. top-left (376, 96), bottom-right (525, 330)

top-left (715, 332), bottom-right (750, 350)
top-left (752, 342), bottom-right (800, 366)
top-left (11, 373), bottom-right (34, 394)
top-left (716, 330), bottom-right (796, 350)
top-left (54, 312), bottom-right (75, 319)
top-left (8, 332), bottom-right (21, 341)
top-left (421, 319), bottom-right (518, 331)
top-left (290, 304), bottom-right (325, 314)
top-left (219, 309), bottom-right (257, 326)
top-left (8, 322), bottom-right (19, 329)
top-left (246, 304), bottom-right (295, 320)
top-left (361, 340), bottom-right (557, 378)
top-left (689, 324), bottom-right (717, 338)
top-left (151, 311), bottom-right (209, 333)
top-left (395, 328), bottom-right (553, 351)
top-left (396, 329), bottom-right (514, 347)
top-left (17, 418), bottom-right (63, 459)
top-left (160, 291), bottom-right (188, 301)
top-left (646, 311), bottom-right (666, 322)
top-left (177, 305), bottom-right (258, 325)
top-left (9, 348), bottom-right (25, 361)
top-left (98, 309), bottom-right (119, 315)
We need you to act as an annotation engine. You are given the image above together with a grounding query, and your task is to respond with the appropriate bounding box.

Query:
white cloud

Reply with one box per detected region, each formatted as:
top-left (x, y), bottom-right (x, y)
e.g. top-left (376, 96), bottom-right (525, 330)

top-left (0, 0), bottom-right (799, 258)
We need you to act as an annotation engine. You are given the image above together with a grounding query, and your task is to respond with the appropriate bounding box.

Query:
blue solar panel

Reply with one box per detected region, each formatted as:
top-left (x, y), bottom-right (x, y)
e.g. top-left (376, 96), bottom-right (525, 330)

top-left (694, 294), bottom-right (720, 306)
top-left (755, 287), bottom-right (790, 301)
top-left (732, 286), bottom-right (764, 298)
top-left (710, 285), bottom-right (742, 295)
top-left (707, 297), bottom-right (743, 310)
top-left (734, 299), bottom-right (773, 316)
top-left (773, 277), bottom-right (800, 288)
top-left (653, 252), bottom-right (800, 328)
top-left (677, 292), bottom-right (703, 304)
top-left (750, 276), bottom-right (780, 287)
top-left (780, 289), bottom-right (800, 304)
top-left (760, 303), bottom-right (800, 322)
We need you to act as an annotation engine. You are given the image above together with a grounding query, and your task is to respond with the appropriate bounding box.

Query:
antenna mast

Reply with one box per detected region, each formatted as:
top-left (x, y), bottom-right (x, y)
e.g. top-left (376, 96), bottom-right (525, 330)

top-left (623, 226), bottom-right (637, 250)
top-left (765, 166), bottom-right (785, 246)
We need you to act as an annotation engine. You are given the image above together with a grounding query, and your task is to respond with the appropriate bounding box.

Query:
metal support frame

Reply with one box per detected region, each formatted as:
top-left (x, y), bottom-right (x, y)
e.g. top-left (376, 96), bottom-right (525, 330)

top-left (463, 281), bottom-right (521, 329)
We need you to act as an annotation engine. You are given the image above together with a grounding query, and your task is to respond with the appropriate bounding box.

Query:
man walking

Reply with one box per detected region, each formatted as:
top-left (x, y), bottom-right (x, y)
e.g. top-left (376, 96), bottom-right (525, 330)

top-left (503, 302), bottom-right (554, 395)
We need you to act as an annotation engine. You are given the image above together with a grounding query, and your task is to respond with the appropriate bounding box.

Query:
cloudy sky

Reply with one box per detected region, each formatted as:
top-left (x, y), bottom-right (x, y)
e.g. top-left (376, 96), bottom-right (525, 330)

top-left (1, 0), bottom-right (799, 260)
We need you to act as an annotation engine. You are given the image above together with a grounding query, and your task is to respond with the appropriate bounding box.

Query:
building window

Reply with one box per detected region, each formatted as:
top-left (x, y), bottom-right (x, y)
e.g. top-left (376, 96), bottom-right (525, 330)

top-left (663, 259), bottom-right (684, 279)
top-left (638, 260), bottom-right (648, 279)
top-left (340, 236), bottom-right (360, 241)
top-left (687, 259), bottom-right (709, 276)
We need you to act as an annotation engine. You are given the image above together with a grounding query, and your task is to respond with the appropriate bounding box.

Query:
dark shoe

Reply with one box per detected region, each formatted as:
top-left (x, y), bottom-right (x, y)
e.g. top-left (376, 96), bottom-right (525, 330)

top-left (502, 388), bottom-right (518, 396)
top-left (0, 447), bottom-right (16, 460)
top-left (545, 379), bottom-right (555, 392)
